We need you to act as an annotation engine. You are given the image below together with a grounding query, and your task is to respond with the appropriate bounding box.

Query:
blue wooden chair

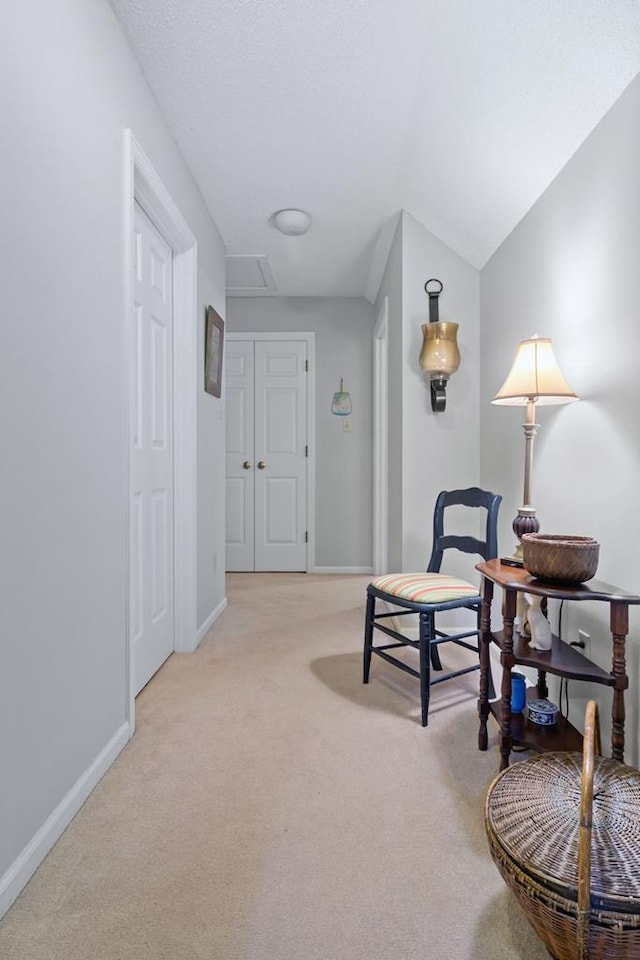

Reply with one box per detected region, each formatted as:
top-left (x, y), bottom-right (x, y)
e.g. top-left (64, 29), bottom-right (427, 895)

top-left (363, 487), bottom-right (502, 726)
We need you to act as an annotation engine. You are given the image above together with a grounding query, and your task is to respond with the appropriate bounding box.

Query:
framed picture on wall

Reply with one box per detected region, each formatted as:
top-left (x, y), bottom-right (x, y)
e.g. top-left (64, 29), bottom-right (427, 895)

top-left (204, 305), bottom-right (224, 397)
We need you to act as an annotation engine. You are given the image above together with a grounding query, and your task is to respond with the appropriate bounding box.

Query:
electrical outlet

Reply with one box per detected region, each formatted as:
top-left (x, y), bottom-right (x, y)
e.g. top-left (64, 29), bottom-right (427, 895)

top-left (342, 418), bottom-right (352, 433)
top-left (578, 628), bottom-right (590, 658)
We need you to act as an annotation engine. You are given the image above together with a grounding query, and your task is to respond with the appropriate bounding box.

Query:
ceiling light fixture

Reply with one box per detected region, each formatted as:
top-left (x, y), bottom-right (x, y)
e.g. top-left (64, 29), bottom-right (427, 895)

top-left (273, 208), bottom-right (311, 236)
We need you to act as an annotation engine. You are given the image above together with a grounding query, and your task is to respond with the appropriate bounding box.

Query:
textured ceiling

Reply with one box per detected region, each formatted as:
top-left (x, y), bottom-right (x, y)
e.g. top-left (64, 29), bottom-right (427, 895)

top-left (109, 0), bottom-right (640, 298)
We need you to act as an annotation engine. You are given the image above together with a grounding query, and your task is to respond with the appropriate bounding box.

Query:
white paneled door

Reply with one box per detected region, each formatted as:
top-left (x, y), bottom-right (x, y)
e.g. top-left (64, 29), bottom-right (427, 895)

top-left (225, 340), bottom-right (255, 571)
top-left (132, 203), bottom-right (175, 693)
top-left (226, 339), bottom-right (308, 571)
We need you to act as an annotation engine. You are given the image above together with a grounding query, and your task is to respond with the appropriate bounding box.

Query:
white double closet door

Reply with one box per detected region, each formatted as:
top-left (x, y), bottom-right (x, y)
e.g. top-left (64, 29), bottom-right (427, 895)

top-left (226, 338), bottom-right (308, 572)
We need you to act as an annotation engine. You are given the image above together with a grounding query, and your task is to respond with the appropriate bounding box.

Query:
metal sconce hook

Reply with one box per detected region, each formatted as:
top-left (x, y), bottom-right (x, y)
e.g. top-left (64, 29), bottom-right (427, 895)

top-left (419, 279), bottom-right (460, 413)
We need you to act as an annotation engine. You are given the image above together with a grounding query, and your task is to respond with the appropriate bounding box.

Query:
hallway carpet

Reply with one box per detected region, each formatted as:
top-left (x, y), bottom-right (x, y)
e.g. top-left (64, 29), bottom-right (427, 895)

top-left (0, 574), bottom-right (547, 959)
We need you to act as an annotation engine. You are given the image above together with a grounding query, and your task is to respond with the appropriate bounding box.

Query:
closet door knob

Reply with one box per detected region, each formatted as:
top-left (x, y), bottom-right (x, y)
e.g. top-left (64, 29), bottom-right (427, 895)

top-left (257, 461), bottom-right (266, 470)
top-left (242, 461), bottom-right (252, 470)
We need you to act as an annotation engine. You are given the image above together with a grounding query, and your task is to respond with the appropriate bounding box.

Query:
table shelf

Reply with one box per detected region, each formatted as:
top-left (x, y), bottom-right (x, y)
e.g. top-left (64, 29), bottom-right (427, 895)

top-left (491, 631), bottom-right (615, 685)
top-left (488, 688), bottom-right (584, 754)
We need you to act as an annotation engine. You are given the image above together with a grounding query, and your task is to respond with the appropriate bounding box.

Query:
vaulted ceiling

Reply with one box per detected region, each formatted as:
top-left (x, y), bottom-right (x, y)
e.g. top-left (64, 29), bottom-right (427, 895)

top-left (110, 0), bottom-right (640, 298)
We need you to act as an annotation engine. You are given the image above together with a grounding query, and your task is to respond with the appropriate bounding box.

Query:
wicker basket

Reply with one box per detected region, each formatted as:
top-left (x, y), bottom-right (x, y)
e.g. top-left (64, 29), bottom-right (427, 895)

top-left (485, 702), bottom-right (640, 960)
top-left (522, 533), bottom-right (600, 584)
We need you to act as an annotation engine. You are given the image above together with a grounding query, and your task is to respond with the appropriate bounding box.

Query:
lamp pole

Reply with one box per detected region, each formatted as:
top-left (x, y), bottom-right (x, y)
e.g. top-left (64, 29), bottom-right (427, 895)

top-left (513, 398), bottom-right (540, 553)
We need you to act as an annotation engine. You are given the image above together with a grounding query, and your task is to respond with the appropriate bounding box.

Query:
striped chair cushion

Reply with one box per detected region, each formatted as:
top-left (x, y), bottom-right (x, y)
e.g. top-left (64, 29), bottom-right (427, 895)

top-left (370, 572), bottom-right (480, 604)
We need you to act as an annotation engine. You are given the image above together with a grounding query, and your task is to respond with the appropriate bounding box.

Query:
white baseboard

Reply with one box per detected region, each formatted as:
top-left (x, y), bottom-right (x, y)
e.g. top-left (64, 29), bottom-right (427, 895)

top-left (311, 566), bottom-right (373, 575)
top-left (196, 596), bottom-right (228, 644)
top-left (0, 721), bottom-right (130, 920)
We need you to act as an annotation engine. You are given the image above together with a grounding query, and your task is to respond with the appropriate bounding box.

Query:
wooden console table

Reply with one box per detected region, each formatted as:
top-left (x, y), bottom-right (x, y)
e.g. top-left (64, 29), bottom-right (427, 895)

top-left (476, 559), bottom-right (640, 770)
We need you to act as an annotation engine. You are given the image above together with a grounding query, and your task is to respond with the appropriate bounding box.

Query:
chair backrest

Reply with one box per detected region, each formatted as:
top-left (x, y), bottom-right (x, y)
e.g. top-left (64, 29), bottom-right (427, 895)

top-left (427, 487), bottom-right (502, 574)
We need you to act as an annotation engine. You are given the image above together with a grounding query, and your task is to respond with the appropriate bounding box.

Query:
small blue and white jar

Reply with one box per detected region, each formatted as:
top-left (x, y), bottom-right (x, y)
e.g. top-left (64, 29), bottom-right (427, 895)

top-left (527, 698), bottom-right (559, 726)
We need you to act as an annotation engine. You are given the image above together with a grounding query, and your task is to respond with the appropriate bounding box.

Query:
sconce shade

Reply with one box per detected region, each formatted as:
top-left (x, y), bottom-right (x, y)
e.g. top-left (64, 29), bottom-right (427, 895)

top-left (492, 335), bottom-right (578, 407)
top-left (419, 322), bottom-right (460, 378)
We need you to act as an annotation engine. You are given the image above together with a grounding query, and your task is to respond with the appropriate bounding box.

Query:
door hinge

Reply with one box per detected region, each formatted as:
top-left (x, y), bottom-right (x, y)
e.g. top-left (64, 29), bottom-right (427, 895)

top-left (305, 531), bottom-right (308, 543)
top-left (305, 359), bottom-right (308, 372)
top-left (305, 444), bottom-right (308, 457)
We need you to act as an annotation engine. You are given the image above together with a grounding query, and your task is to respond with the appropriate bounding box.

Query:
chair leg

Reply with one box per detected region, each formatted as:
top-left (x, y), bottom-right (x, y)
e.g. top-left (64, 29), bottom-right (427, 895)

top-left (419, 612), bottom-right (432, 727)
top-left (430, 644), bottom-right (443, 671)
top-left (363, 591), bottom-right (375, 684)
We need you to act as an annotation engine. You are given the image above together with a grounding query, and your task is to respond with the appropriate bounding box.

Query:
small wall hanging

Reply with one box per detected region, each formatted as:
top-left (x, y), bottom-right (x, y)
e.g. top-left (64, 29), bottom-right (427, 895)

top-left (331, 377), bottom-right (352, 416)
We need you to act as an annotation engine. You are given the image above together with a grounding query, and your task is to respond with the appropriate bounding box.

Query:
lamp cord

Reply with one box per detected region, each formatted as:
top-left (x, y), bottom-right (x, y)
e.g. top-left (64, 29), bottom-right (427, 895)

top-left (556, 600), bottom-right (569, 721)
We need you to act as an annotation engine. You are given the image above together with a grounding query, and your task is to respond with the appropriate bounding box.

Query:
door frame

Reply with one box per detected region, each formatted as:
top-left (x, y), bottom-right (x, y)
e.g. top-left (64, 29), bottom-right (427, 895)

top-left (226, 332), bottom-right (315, 572)
top-left (373, 297), bottom-right (389, 575)
top-left (124, 131), bottom-right (198, 734)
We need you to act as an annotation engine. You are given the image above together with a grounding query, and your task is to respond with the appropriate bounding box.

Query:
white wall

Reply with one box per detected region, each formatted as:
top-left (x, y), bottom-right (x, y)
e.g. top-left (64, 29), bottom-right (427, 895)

top-left (197, 289), bottom-right (227, 628)
top-left (480, 74), bottom-right (640, 764)
top-left (399, 212), bottom-right (482, 575)
top-left (374, 218), bottom-right (404, 572)
top-left (226, 297), bottom-right (375, 569)
top-left (1, 0), bottom-right (226, 912)
top-left (371, 211), bottom-right (482, 579)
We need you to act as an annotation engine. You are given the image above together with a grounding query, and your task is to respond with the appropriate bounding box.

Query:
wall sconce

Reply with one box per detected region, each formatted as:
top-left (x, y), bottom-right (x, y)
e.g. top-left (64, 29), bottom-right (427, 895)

top-left (331, 377), bottom-right (352, 415)
top-left (419, 279), bottom-right (460, 412)
top-left (492, 334), bottom-right (578, 556)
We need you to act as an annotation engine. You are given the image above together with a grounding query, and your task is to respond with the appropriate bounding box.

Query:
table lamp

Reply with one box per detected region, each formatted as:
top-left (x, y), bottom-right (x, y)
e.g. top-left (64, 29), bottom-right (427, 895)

top-left (492, 334), bottom-right (578, 557)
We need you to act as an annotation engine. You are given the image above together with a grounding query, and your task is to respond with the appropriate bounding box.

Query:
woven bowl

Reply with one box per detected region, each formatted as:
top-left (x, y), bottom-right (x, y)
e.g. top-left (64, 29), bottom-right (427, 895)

top-left (521, 533), bottom-right (600, 584)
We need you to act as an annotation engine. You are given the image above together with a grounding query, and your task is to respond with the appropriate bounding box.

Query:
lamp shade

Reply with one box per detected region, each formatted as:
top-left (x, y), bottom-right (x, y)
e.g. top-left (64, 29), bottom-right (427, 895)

top-left (492, 335), bottom-right (578, 407)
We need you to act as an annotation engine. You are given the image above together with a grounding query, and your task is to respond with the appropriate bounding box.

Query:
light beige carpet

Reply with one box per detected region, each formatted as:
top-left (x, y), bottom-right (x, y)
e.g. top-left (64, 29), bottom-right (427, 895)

top-left (0, 573), bottom-right (549, 960)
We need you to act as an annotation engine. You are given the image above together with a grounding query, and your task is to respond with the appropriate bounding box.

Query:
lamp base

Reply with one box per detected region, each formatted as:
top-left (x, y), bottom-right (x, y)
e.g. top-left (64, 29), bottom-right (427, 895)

top-left (512, 508), bottom-right (540, 631)
top-left (513, 508), bottom-right (539, 546)
top-left (502, 509), bottom-right (539, 567)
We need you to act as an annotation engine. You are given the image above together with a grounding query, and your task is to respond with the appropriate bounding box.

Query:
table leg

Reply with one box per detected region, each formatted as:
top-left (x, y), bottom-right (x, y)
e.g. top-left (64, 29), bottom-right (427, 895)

top-left (610, 601), bottom-right (629, 763)
top-left (478, 576), bottom-right (494, 751)
top-left (499, 588), bottom-right (517, 771)
top-left (537, 669), bottom-right (548, 699)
